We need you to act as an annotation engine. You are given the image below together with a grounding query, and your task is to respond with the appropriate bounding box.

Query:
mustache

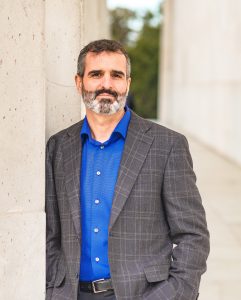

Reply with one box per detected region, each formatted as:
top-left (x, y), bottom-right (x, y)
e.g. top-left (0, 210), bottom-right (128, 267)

top-left (95, 89), bottom-right (118, 98)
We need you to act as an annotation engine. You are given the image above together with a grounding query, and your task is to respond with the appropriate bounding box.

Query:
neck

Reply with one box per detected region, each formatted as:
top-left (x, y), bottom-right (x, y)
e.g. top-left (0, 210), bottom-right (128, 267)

top-left (86, 108), bottom-right (125, 143)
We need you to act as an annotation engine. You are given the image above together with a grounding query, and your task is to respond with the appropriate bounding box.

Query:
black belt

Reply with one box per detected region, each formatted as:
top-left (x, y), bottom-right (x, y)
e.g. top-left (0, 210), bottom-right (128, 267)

top-left (79, 278), bottom-right (113, 294)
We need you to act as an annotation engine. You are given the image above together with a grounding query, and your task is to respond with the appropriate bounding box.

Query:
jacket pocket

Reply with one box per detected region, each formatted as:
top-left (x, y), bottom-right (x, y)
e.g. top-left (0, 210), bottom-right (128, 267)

top-left (144, 263), bottom-right (170, 283)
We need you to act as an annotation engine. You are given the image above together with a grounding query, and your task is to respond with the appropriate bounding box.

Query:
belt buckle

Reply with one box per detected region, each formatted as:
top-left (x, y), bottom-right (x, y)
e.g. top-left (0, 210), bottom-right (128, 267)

top-left (92, 278), bottom-right (107, 294)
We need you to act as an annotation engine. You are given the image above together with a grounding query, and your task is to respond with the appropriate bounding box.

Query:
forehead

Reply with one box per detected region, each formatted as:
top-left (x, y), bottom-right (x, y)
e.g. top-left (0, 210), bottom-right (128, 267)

top-left (84, 51), bottom-right (127, 73)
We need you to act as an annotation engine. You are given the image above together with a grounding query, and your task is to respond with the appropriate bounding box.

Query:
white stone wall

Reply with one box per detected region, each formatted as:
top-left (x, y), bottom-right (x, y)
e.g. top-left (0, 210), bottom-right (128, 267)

top-left (46, 0), bottom-right (110, 139)
top-left (160, 0), bottom-right (241, 165)
top-left (45, 0), bottom-right (84, 138)
top-left (0, 1), bottom-right (109, 299)
top-left (83, 0), bottom-right (110, 45)
top-left (0, 1), bottom-right (45, 299)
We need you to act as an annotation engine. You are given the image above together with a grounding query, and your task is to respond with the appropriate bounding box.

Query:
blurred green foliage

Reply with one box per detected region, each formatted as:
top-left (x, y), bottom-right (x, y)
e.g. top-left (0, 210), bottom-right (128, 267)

top-left (109, 5), bottom-right (163, 118)
top-left (110, 8), bottom-right (137, 46)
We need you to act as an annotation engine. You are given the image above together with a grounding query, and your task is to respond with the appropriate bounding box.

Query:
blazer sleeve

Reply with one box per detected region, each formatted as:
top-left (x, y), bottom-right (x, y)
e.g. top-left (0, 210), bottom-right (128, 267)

top-left (45, 137), bottom-right (61, 299)
top-left (144, 134), bottom-right (210, 300)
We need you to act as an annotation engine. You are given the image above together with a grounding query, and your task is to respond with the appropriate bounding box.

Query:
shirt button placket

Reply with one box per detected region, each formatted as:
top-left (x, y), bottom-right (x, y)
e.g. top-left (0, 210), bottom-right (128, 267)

top-left (93, 147), bottom-right (102, 270)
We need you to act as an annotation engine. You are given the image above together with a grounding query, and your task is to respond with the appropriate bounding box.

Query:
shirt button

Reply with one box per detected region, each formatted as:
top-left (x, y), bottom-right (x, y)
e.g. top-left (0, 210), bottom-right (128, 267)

top-left (100, 145), bottom-right (104, 149)
top-left (95, 199), bottom-right (100, 204)
top-left (96, 171), bottom-right (101, 176)
top-left (95, 257), bottom-right (100, 262)
top-left (94, 228), bottom-right (99, 233)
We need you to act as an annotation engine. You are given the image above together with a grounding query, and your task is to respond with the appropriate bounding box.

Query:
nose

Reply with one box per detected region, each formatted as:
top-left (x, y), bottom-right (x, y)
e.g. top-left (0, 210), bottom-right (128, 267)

top-left (100, 74), bottom-right (113, 90)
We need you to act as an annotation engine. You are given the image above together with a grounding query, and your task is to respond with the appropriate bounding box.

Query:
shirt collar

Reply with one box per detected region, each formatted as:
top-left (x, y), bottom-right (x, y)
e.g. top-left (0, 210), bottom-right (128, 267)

top-left (112, 106), bottom-right (130, 139)
top-left (80, 106), bottom-right (131, 143)
top-left (80, 115), bottom-right (91, 140)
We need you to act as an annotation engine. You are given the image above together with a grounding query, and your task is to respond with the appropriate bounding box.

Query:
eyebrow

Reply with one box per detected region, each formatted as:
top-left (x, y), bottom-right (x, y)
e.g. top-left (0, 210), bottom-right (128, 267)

top-left (87, 69), bottom-right (126, 77)
top-left (87, 70), bottom-right (102, 76)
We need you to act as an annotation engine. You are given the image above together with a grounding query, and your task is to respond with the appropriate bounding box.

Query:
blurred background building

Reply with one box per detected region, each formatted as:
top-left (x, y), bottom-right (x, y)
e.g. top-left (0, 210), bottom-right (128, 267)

top-left (0, 0), bottom-right (240, 299)
top-left (160, 0), bottom-right (241, 166)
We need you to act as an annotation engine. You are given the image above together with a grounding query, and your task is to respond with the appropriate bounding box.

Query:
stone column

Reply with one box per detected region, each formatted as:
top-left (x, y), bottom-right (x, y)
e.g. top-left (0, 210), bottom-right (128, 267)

top-left (83, 0), bottom-right (110, 46)
top-left (0, 1), bottom-right (110, 299)
top-left (158, 0), bottom-right (174, 122)
top-left (0, 1), bottom-right (45, 300)
top-left (45, 0), bottom-right (84, 139)
top-left (45, 0), bottom-right (110, 139)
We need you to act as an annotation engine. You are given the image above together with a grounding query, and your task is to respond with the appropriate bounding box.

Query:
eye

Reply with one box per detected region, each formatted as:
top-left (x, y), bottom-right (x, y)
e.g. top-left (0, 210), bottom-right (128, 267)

top-left (113, 73), bottom-right (121, 78)
top-left (89, 71), bottom-right (102, 78)
top-left (92, 73), bottom-right (100, 78)
top-left (112, 72), bottom-right (124, 79)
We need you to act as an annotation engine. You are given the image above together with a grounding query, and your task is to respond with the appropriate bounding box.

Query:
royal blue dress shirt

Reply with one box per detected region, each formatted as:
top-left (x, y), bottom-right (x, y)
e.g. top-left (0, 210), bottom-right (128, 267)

top-left (79, 107), bottom-right (131, 281)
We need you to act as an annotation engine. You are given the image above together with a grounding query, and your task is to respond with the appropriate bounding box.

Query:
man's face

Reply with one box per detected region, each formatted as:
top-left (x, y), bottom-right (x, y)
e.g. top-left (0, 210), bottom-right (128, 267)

top-left (75, 51), bottom-right (131, 115)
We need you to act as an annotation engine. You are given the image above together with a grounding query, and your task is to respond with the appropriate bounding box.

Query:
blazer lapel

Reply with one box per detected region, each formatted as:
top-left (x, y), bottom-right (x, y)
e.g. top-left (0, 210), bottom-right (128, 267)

top-left (62, 121), bottom-right (83, 239)
top-left (109, 113), bottom-right (154, 231)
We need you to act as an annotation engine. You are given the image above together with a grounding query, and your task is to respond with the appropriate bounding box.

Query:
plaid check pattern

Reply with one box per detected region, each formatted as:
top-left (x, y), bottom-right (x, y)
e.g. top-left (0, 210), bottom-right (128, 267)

top-left (45, 111), bottom-right (209, 300)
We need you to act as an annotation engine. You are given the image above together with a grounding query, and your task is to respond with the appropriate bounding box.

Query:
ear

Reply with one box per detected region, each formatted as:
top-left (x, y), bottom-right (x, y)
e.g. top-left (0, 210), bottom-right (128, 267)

top-left (75, 74), bottom-right (82, 94)
top-left (127, 77), bottom-right (131, 91)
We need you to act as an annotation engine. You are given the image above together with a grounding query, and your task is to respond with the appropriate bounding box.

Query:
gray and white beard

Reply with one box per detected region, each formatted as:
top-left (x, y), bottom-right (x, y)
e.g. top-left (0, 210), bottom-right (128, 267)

top-left (81, 87), bottom-right (128, 115)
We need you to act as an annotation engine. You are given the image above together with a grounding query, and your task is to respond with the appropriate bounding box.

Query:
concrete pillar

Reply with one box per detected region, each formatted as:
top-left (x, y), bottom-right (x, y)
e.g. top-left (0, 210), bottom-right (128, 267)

top-left (0, 1), bottom-right (45, 300)
top-left (83, 0), bottom-right (110, 45)
top-left (46, 0), bottom-right (110, 139)
top-left (1, 1), bottom-right (110, 299)
top-left (160, 0), bottom-right (241, 165)
top-left (158, 0), bottom-right (174, 123)
top-left (45, 0), bottom-right (84, 138)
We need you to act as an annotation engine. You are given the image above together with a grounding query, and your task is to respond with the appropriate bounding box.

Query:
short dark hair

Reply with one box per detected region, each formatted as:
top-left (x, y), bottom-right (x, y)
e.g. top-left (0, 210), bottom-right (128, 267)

top-left (77, 39), bottom-right (131, 78)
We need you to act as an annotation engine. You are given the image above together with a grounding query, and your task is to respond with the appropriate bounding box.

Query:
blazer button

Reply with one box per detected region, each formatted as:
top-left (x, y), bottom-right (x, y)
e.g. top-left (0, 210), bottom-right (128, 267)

top-left (75, 272), bottom-right (79, 279)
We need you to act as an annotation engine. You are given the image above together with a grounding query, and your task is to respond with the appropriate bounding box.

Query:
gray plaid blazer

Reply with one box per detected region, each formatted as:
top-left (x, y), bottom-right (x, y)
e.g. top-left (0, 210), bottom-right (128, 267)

top-left (45, 111), bottom-right (209, 300)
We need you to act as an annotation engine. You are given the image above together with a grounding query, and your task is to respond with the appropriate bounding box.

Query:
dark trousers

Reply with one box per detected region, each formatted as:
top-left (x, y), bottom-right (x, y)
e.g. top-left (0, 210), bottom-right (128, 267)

top-left (78, 290), bottom-right (116, 300)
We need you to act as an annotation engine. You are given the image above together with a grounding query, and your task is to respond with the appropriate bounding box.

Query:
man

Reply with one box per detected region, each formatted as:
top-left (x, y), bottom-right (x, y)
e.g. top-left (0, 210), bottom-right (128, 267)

top-left (46, 39), bottom-right (209, 300)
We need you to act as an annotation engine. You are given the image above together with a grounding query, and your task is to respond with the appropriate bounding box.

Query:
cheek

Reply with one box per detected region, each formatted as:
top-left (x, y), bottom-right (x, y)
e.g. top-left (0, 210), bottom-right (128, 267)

top-left (83, 80), bottom-right (99, 91)
top-left (115, 82), bottom-right (129, 93)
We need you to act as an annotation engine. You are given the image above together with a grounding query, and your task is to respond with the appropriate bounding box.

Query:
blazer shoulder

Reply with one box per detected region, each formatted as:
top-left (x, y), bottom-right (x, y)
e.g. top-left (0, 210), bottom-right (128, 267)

top-left (46, 120), bottom-right (84, 152)
top-left (131, 112), bottom-right (186, 145)
top-left (150, 120), bottom-right (185, 140)
top-left (48, 120), bottom-right (83, 140)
